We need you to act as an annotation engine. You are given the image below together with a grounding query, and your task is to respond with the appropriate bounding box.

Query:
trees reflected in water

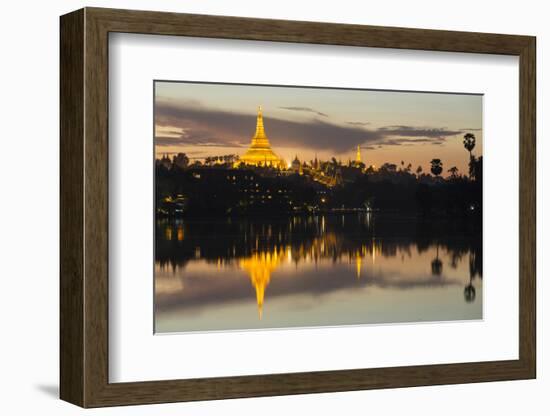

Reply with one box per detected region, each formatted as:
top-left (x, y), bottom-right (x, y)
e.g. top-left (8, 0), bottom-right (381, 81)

top-left (155, 213), bottom-right (482, 316)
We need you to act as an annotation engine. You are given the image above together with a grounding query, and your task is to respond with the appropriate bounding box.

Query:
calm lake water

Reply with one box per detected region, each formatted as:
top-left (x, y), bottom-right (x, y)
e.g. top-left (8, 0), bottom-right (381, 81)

top-left (154, 214), bottom-right (482, 333)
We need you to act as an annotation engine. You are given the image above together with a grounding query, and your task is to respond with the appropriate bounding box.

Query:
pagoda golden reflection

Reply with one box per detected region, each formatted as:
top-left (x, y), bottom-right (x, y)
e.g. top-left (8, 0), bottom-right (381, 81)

top-left (236, 106), bottom-right (286, 169)
top-left (165, 226), bottom-right (172, 241)
top-left (239, 248), bottom-right (285, 320)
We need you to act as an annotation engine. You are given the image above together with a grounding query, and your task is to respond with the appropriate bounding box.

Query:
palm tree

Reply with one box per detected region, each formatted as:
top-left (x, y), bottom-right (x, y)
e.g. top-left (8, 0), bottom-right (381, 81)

top-left (448, 166), bottom-right (459, 179)
top-left (380, 163), bottom-right (397, 173)
top-left (463, 133), bottom-right (476, 157)
top-left (463, 133), bottom-right (476, 178)
top-left (430, 159), bottom-right (443, 178)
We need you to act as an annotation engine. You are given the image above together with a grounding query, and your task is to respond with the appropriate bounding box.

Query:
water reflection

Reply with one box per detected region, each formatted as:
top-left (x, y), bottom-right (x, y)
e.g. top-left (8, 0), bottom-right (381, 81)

top-left (155, 214), bottom-right (482, 333)
top-left (240, 250), bottom-right (283, 319)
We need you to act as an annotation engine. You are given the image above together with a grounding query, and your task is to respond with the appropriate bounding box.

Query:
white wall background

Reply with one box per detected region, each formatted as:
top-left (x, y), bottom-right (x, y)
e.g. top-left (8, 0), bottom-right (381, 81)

top-left (0, 0), bottom-right (545, 414)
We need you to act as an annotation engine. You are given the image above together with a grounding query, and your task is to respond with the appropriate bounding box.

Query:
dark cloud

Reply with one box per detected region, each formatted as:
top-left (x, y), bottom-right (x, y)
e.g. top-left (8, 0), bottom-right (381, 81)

top-left (347, 121), bottom-right (371, 126)
top-left (156, 101), bottom-right (379, 152)
top-left (377, 137), bottom-right (447, 147)
top-left (377, 125), bottom-right (462, 138)
top-left (155, 101), bottom-right (463, 153)
top-left (381, 140), bottom-right (404, 146)
top-left (380, 125), bottom-right (411, 130)
top-left (278, 106), bottom-right (328, 117)
top-left (156, 133), bottom-right (244, 148)
top-left (159, 129), bottom-right (186, 136)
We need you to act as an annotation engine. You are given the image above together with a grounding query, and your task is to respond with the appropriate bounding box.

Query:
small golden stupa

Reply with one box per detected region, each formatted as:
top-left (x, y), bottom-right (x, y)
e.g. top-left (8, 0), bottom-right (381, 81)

top-left (237, 106), bottom-right (286, 168)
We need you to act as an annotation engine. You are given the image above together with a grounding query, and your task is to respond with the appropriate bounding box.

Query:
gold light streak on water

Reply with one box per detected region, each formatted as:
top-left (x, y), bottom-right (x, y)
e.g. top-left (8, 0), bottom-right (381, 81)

top-left (356, 255), bottom-right (362, 279)
top-left (238, 233), bottom-right (360, 319)
top-left (239, 249), bottom-right (285, 320)
top-left (371, 239), bottom-right (381, 265)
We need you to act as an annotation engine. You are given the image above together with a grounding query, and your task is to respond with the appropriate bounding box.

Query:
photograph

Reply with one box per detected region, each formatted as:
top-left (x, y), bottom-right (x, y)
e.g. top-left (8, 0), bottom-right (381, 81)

top-left (153, 81), bottom-right (483, 333)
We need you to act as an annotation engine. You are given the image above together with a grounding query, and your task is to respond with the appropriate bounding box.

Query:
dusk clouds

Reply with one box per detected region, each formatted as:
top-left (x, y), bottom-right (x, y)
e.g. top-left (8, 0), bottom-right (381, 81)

top-left (278, 106), bottom-right (328, 117)
top-left (155, 101), bottom-right (465, 154)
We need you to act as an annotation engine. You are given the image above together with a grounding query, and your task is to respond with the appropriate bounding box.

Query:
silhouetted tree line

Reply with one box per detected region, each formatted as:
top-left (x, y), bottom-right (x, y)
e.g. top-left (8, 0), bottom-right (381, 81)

top-left (156, 133), bottom-right (482, 220)
top-left (156, 157), bottom-right (481, 219)
top-left (156, 165), bottom-right (325, 216)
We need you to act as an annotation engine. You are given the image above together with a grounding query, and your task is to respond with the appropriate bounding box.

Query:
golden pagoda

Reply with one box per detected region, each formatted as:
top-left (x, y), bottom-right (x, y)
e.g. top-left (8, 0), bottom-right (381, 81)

top-left (237, 106), bottom-right (286, 168)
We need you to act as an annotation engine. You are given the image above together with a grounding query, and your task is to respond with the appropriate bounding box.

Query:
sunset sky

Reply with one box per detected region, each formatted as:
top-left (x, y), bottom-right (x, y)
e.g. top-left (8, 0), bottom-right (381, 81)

top-left (154, 81), bottom-right (482, 176)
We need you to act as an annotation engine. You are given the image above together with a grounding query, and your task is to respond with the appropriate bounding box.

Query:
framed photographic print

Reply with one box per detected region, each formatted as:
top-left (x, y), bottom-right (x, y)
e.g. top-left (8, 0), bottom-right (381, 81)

top-left (60, 7), bottom-right (536, 407)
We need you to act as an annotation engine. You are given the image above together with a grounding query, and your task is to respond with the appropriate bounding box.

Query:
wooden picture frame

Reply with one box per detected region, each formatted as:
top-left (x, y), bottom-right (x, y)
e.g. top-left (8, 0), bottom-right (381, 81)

top-left (60, 7), bottom-right (536, 408)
